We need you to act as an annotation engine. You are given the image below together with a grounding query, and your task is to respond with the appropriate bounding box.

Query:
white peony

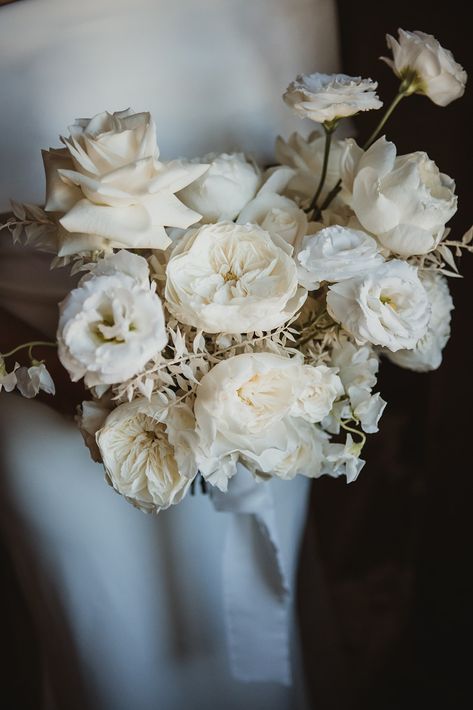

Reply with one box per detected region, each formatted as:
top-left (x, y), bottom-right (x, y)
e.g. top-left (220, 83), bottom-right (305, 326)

top-left (352, 138), bottom-right (457, 257)
top-left (43, 109), bottom-right (208, 256)
top-left (194, 353), bottom-right (328, 489)
top-left (385, 270), bottom-right (454, 371)
top-left (177, 152), bottom-right (260, 223)
top-left (275, 132), bottom-right (360, 206)
top-left (327, 260), bottom-right (431, 351)
top-left (283, 73), bottom-right (382, 124)
top-left (381, 29), bottom-right (467, 106)
top-left (96, 397), bottom-right (198, 512)
top-left (165, 222), bottom-right (306, 333)
top-left (57, 251), bottom-right (167, 386)
top-left (297, 225), bottom-right (385, 289)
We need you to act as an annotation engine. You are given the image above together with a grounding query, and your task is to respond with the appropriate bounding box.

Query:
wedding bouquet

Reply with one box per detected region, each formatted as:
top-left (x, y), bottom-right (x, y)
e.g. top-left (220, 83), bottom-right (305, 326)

top-left (1, 29), bottom-right (470, 513)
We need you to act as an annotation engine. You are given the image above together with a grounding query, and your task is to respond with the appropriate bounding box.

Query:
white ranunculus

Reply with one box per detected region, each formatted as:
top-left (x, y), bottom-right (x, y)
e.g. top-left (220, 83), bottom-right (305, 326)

top-left (290, 364), bottom-right (344, 423)
top-left (177, 152), bottom-right (260, 223)
top-left (321, 435), bottom-right (365, 483)
top-left (283, 73), bottom-right (382, 124)
top-left (165, 222), bottom-right (306, 333)
top-left (352, 138), bottom-right (457, 257)
top-left (381, 29), bottom-right (467, 106)
top-left (297, 225), bottom-right (385, 289)
top-left (57, 252), bottom-right (167, 386)
top-left (237, 192), bottom-right (308, 248)
top-left (327, 260), bottom-right (431, 351)
top-left (385, 270), bottom-right (453, 371)
top-left (194, 352), bottom-right (327, 488)
top-left (275, 132), bottom-right (363, 206)
top-left (96, 398), bottom-right (197, 512)
top-left (43, 109), bottom-right (208, 256)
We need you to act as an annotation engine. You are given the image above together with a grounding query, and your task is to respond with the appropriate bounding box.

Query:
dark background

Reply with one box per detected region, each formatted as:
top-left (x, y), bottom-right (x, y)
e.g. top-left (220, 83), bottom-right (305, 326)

top-left (1, 1), bottom-right (472, 708)
top-left (299, 1), bottom-right (473, 709)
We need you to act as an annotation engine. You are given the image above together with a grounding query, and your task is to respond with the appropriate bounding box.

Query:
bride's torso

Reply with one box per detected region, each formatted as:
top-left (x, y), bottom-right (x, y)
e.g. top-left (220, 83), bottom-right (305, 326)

top-left (0, 0), bottom-right (340, 334)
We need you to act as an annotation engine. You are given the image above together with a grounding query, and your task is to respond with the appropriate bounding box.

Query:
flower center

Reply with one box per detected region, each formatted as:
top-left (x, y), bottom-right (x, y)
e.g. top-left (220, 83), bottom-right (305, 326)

top-left (223, 270), bottom-right (238, 283)
top-left (380, 294), bottom-right (397, 310)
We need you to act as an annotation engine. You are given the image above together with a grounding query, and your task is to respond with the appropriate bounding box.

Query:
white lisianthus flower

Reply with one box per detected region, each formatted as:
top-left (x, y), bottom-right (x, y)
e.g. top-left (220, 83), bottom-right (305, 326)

top-left (275, 132), bottom-right (363, 205)
top-left (194, 352), bottom-right (327, 489)
top-left (283, 73), bottom-right (382, 124)
top-left (385, 271), bottom-right (454, 371)
top-left (15, 363), bottom-right (55, 398)
top-left (57, 252), bottom-right (167, 386)
top-left (177, 152), bottom-right (260, 223)
top-left (165, 222), bottom-right (306, 333)
top-left (43, 109), bottom-right (208, 256)
top-left (352, 138), bottom-right (457, 257)
top-left (96, 398), bottom-right (198, 512)
top-left (237, 192), bottom-right (308, 248)
top-left (327, 260), bottom-right (431, 351)
top-left (321, 435), bottom-right (365, 483)
top-left (290, 364), bottom-right (344, 423)
top-left (381, 29), bottom-right (467, 106)
top-left (297, 225), bottom-right (385, 289)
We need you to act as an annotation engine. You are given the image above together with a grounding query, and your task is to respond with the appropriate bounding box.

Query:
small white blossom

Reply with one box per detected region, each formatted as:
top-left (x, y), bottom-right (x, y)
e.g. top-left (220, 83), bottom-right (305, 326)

top-left (0, 359), bottom-right (19, 393)
top-left (15, 363), bottom-right (55, 398)
top-left (321, 435), bottom-right (365, 483)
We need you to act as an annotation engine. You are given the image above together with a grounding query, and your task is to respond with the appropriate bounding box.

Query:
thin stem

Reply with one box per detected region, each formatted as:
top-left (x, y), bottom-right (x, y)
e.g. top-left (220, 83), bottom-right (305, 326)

top-left (1, 340), bottom-right (57, 359)
top-left (340, 420), bottom-right (367, 449)
top-left (308, 125), bottom-right (334, 218)
top-left (363, 91), bottom-right (405, 150)
top-left (314, 178), bottom-right (342, 220)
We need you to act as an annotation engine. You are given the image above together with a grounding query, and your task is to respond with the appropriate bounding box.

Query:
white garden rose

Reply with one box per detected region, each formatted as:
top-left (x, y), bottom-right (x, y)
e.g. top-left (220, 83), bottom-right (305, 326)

top-left (327, 260), bottom-right (431, 351)
top-left (165, 222), bottom-right (306, 333)
top-left (289, 364), bottom-right (344, 423)
top-left (381, 29), bottom-right (467, 106)
top-left (385, 271), bottom-right (454, 371)
top-left (57, 252), bottom-right (167, 386)
top-left (275, 131), bottom-right (363, 206)
top-left (297, 225), bottom-right (384, 289)
top-left (43, 109), bottom-right (208, 256)
top-left (283, 73), bottom-right (382, 124)
top-left (237, 192), bottom-right (308, 248)
top-left (352, 137), bottom-right (457, 257)
top-left (96, 398), bottom-right (197, 512)
top-left (177, 152), bottom-right (260, 223)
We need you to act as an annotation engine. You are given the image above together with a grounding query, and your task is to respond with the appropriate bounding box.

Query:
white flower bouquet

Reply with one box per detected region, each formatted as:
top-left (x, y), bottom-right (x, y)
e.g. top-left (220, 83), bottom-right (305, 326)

top-left (1, 29), bottom-right (471, 513)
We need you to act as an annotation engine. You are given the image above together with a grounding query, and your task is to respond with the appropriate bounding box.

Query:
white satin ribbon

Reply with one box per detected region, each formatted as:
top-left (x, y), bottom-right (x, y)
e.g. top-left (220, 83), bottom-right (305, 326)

top-left (211, 466), bottom-right (292, 685)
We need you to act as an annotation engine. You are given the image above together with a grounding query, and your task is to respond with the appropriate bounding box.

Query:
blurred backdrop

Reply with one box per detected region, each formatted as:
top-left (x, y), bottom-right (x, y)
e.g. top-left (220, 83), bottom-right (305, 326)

top-left (1, 0), bottom-right (471, 708)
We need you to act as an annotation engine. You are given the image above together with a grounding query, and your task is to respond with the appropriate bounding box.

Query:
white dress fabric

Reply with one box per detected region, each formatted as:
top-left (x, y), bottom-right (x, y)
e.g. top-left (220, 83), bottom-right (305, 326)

top-left (0, 1), bottom-right (341, 708)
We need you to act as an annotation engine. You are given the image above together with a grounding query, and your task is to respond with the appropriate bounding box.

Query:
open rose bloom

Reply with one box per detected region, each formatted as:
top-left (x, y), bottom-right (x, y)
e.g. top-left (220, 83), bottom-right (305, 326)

top-left (1, 28), bottom-right (470, 514)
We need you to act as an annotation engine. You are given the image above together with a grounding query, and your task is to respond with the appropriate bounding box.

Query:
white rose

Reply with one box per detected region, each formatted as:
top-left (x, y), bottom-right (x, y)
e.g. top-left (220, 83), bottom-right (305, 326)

top-left (385, 271), bottom-right (453, 371)
top-left (327, 260), bottom-right (431, 351)
top-left (352, 138), bottom-right (457, 257)
top-left (275, 131), bottom-right (363, 205)
top-left (283, 73), bottom-right (382, 124)
top-left (297, 225), bottom-right (385, 289)
top-left (58, 252), bottom-right (167, 386)
top-left (194, 353), bottom-right (327, 488)
top-left (290, 364), bottom-right (344, 423)
top-left (43, 109), bottom-right (208, 256)
top-left (165, 222), bottom-right (306, 333)
top-left (177, 152), bottom-right (260, 223)
top-left (381, 29), bottom-right (467, 106)
top-left (96, 398), bottom-right (197, 512)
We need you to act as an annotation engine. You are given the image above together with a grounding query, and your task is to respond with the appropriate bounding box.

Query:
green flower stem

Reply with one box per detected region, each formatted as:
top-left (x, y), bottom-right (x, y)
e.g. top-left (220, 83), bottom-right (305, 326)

top-left (308, 124), bottom-right (335, 218)
top-left (1, 340), bottom-right (57, 359)
top-left (363, 90), bottom-right (406, 149)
